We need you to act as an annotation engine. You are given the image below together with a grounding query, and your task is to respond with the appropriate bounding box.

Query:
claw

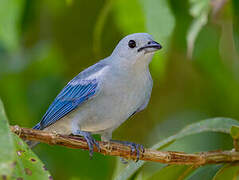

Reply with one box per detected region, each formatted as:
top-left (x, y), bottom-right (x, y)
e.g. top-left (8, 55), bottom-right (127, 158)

top-left (140, 144), bottom-right (145, 153)
top-left (111, 140), bottom-right (144, 162)
top-left (127, 142), bottom-right (144, 162)
top-left (73, 130), bottom-right (100, 158)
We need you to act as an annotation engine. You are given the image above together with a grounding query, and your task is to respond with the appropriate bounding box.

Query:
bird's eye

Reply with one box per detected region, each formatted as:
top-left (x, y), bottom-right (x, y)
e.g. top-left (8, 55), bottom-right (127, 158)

top-left (128, 40), bottom-right (136, 48)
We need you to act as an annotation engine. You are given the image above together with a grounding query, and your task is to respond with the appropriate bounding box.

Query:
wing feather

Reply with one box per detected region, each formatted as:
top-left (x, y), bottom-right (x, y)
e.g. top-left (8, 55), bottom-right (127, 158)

top-left (33, 62), bottom-right (108, 130)
top-left (34, 80), bottom-right (99, 130)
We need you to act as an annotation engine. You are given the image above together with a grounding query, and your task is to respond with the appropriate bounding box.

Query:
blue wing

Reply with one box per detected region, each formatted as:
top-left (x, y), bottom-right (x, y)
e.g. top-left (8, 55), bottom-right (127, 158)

top-left (33, 78), bottom-right (99, 130)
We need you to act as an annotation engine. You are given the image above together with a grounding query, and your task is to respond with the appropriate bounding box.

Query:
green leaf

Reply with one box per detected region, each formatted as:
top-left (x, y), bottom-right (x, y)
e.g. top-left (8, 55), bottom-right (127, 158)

top-left (187, 0), bottom-right (210, 58)
top-left (213, 163), bottom-right (239, 180)
top-left (12, 135), bottom-right (51, 180)
top-left (148, 165), bottom-right (195, 180)
top-left (232, 0), bottom-right (239, 55)
top-left (139, 0), bottom-right (175, 76)
top-left (0, 0), bottom-right (25, 52)
top-left (139, 0), bottom-right (175, 47)
top-left (95, 0), bottom-right (146, 57)
top-left (0, 99), bottom-right (51, 179)
top-left (0, 100), bottom-right (15, 178)
top-left (187, 165), bottom-right (222, 180)
top-left (231, 125), bottom-right (239, 139)
top-left (93, 0), bottom-right (114, 57)
top-left (113, 118), bottom-right (239, 180)
top-left (113, 0), bottom-right (146, 34)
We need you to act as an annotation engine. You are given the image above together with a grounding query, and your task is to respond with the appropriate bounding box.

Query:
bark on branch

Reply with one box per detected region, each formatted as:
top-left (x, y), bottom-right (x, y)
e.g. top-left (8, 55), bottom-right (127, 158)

top-left (10, 125), bottom-right (239, 165)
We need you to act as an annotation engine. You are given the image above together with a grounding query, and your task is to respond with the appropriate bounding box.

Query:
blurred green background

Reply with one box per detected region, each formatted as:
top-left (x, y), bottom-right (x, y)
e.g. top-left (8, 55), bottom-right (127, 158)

top-left (0, 0), bottom-right (239, 179)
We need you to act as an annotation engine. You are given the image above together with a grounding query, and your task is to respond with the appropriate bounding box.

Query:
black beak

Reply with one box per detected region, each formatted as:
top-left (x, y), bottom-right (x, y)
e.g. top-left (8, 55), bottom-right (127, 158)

top-left (137, 41), bottom-right (162, 52)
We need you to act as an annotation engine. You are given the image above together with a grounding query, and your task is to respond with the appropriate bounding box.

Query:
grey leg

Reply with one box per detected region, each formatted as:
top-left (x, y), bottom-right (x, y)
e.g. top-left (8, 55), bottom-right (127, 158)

top-left (110, 140), bottom-right (144, 162)
top-left (73, 130), bottom-right (100, 158)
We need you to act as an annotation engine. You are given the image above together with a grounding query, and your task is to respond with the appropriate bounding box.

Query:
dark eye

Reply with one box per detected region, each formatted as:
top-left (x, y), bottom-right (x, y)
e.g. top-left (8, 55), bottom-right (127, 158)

top-left (128, 40), bottom-right (136, 48)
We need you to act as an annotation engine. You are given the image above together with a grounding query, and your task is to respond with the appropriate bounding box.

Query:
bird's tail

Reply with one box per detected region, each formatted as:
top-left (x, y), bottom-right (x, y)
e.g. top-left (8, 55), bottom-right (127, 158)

top-left (25, 122), bottom-right (42, 148)
top-left (25, 140), bottom-right (39, 148)
top-left (33, 122), bottom-right (42, 130)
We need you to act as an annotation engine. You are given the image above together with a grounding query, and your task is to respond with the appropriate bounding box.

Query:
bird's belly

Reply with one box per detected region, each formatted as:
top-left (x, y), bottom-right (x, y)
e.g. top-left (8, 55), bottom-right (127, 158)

top-left (74, 83), bottom-right (148, 133)
top-left (42, 91), bottom-right (143, 135)
top-left (74, 97), bottom-right (132, 132)
top-left (44, 72), bottom-right (151, 135)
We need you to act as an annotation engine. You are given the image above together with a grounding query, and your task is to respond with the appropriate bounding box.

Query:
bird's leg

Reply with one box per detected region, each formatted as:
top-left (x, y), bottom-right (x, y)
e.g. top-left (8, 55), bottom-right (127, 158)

top-left (72, 130), bottom-right (100, 158)
top-left (110, 140), bottom-right (144, 162)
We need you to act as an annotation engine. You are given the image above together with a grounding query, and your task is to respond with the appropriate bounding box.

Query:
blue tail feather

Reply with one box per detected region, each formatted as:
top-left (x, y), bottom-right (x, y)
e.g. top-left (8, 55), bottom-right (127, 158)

top-left (33, 122), bottom-right (42, 130)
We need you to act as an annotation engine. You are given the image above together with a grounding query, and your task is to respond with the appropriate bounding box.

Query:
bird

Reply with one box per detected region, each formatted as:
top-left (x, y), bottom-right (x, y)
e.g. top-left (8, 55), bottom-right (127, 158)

top-left (29, 33), bottom-right (162, 160)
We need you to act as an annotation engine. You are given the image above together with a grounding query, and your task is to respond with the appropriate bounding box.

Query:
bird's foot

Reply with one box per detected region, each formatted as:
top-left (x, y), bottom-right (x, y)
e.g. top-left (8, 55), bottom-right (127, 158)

top-left (73, 130), bottom-right (100, 158)
top-left (111, 140), bottom-right (144, 162)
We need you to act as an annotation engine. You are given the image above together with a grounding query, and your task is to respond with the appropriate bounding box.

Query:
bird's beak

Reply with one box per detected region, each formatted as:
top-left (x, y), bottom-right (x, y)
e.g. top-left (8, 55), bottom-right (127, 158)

top-left (137, 41), bottom-right (162, 53)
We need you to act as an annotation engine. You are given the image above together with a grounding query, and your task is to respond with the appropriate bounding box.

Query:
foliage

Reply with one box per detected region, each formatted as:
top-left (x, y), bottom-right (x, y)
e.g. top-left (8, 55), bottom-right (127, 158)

top-left (0, 0), bottom-right (239, 179)
top-left (0, 0), bottom-right (25, 52)
top-left (0, 100), bottom-right (51, 179)
top-left (0, 99), bottom-right (15, 178)
top-left (113, 118), bottom-right (239, 180)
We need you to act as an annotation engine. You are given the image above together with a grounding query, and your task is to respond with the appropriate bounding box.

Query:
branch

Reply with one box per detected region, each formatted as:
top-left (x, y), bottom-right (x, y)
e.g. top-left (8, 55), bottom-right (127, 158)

top-left (10, 125), bottom-right (239, 165)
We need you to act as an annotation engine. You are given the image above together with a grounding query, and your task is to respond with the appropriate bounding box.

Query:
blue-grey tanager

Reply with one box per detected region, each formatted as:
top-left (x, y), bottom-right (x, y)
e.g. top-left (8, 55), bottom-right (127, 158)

top-left (29, 33), bottom-right (162, 159)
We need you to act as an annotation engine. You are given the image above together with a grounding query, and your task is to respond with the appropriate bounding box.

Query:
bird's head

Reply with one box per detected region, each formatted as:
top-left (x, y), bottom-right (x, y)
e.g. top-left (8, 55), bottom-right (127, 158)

top-left (111, 33), bottom-right (162, 67)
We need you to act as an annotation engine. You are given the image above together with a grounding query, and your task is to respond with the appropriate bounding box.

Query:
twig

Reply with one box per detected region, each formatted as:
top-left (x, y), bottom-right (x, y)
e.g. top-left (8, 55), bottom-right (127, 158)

top-left (10, 125), bottom-right (239, 165)
top-left (233, 139), bottom-right (239, 152)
